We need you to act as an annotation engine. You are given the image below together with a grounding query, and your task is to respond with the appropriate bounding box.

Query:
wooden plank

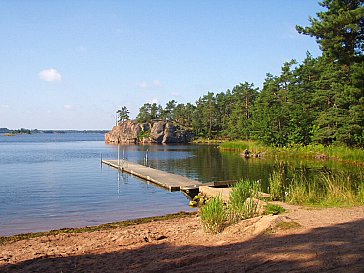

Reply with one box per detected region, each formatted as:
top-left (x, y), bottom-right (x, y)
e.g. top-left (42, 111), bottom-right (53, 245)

top-left (102, 160), bottom-right (202, 192)
top-left (202, 180), bottom-right (238, 187)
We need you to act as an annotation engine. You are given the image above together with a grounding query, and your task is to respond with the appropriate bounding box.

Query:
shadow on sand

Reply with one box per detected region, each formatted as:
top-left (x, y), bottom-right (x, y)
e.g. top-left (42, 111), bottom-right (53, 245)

top-left (2, 218), bottom-right (364, 273)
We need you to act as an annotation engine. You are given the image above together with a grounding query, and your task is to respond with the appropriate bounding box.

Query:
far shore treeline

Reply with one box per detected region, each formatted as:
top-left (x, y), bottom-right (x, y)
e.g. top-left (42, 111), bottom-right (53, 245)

top-left (119, 1), bottom-right (364, 148)
top-left (0, 128), bottom-right (108, 134)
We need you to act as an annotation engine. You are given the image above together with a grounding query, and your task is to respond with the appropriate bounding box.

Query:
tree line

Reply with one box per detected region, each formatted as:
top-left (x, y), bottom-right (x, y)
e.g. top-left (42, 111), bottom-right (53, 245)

top-left (117, 0), bottom-right (363, 148)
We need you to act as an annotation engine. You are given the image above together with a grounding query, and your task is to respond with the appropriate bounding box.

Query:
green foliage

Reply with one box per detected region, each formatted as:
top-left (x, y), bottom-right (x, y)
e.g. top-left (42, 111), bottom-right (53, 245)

top-left (200, 196), bottom-right (226, 234)
top-left (220, 140), bottom-right (364, 163)
top-left (296, 0), bottom-right (364, 64)
top-left (269, 169), bottom-right (285, 201)
top-left (219, 141), bottom-right (250, 151)
top-left (136, 103), bottom-right (162, 123)
top-left (132, 1), bottom-right (363, 149)
top-left (285, 171), bottom-right (364, 207)
top-left (228, 179), bottom-right (261, 223)
top-left (229, 179), bottom-right (253, 211)
top-left (264, 203), bottom-right (286, 215)
top-left (117, 106), bottom-right (130, 123)
top-left (138, 129), bottom-right (151, 139)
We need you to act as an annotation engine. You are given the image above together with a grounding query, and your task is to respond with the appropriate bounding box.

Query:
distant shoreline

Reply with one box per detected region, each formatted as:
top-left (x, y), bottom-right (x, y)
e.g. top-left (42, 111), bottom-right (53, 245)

top-left (0, 128), bottom-right (109, 135)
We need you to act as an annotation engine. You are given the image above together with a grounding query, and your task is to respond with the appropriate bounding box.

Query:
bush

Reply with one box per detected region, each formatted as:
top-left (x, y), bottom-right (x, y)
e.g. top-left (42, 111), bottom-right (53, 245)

top-left (200, 197), bottom-right (226, 234)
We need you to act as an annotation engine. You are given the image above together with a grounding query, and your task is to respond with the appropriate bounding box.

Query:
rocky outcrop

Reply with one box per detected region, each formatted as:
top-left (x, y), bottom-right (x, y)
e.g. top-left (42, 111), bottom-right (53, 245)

top-left (105, 120), bottom-right (192, 144)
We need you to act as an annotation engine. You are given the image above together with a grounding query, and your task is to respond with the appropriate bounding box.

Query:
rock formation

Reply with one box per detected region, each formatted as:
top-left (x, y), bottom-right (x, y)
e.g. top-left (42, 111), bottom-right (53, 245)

top-left (105, 120), bottom-right (192, 144)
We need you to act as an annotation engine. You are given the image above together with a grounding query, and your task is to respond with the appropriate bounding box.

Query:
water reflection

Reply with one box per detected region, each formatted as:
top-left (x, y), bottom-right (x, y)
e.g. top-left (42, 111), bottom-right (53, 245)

top-left (107, 144), bottom-right (363, 192)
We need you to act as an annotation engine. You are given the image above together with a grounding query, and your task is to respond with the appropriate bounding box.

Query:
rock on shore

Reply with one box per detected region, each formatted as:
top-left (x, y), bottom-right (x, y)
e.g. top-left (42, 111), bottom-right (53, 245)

top-left (105, 120), bottom-right (193, 144)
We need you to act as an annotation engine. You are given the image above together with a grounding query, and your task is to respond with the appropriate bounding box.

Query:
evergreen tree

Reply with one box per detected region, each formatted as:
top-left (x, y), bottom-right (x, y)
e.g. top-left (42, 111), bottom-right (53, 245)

top-left (226, 82), bottom-right (258, 139)
top-left (297, 0), bottom-right (364, 146)
top-left (117, 106), bottom-right (130, 123)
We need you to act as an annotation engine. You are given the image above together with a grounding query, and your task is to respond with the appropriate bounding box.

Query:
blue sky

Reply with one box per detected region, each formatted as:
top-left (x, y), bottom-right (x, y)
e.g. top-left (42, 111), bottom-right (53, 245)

top-left (0, 0), bottom-right (323, 130)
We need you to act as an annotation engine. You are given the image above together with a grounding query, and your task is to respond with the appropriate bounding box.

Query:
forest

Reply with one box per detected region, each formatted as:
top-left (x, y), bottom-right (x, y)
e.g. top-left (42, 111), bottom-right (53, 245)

top-left (119, 0), bottom-right (363, 148)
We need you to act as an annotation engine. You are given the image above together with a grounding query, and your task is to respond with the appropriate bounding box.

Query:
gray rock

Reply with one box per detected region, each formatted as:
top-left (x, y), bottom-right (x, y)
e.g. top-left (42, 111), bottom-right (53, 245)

top-left (105, 120), bottom-right (192, 144)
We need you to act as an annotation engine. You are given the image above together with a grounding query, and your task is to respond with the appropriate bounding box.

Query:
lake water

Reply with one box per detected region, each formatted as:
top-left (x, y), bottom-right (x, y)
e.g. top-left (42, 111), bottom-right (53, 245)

top-left (0, 133), bottom-right (196, 236)
top-left (0, 133), bottom-right (362, 236)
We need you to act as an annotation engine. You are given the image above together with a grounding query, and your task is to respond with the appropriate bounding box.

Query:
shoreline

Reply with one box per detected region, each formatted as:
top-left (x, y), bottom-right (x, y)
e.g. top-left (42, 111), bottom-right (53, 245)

top-left (0, 211), bottom-right (196, 245)
top-left (1, 204), bottom-right (364, 272)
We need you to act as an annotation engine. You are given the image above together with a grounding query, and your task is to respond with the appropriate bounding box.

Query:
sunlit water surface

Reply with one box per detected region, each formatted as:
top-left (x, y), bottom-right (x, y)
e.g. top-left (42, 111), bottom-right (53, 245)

top-left (1, 133), bottom-right (361, 236)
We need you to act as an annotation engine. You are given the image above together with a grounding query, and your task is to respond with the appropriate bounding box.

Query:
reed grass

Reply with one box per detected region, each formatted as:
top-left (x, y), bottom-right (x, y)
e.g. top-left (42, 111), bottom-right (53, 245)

top-left (228, 179), bottom-right (261, 223)
top-left (269, 170), bottom-right (285, 201)
top-left (266, 162), bottom-right (364, 207)
top-left (219, 140), bottom-right (267, 153)
top-left (200, 196), bottom-right (227, 234)
top-left (284, 171), bottom-right (364, 207)
top-left (219, 140), bottom-right (364, 164)
top-left (279, 144), bottom-right (364, 163)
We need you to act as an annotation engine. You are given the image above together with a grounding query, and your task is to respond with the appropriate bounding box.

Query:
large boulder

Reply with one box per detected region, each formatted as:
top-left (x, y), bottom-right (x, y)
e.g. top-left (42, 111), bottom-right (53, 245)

top-left (105, 120), bottom-right (143, 144)
top-left (105, 120), bottom-right (192, 144)
top-left (150, 121), bottom-right (165, 143)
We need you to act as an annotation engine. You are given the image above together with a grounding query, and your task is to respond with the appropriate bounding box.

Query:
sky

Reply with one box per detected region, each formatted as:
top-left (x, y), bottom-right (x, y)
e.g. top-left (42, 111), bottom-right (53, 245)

top-left (0, 0), bottom-right (324, 130)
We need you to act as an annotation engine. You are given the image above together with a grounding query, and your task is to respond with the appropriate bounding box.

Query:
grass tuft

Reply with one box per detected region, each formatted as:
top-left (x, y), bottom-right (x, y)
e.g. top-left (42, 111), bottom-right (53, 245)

top-left (228, 179), bottom-right (262, 223)
top-left (200, 196), bottom-right (227, 234)
top-left (264, 203), bottom-right (286, 215)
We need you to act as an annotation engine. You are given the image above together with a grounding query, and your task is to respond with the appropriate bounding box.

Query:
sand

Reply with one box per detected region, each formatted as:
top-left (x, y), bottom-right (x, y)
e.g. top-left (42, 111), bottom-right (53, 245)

top-left (1, 203), bottom-right (364, 272)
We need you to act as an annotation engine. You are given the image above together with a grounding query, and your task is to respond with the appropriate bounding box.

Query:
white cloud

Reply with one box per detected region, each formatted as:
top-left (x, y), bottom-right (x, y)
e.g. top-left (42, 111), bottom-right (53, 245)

top-left (39, 68), bottom-right (62, 82)
top-left (1, 104), bottom-right (9, 109)
top-left (137, 81), bottom-right (149, 89)
top-left (137, 80), bottom-right (162, 89)
top-left (171, 91), bottom-right (180, 97)
top-left (63, 104), bottom-right (73, 110)
top-left (150, 98), bottom-right (159, 104)
top-left (152, 80), bottom-right (161, 87)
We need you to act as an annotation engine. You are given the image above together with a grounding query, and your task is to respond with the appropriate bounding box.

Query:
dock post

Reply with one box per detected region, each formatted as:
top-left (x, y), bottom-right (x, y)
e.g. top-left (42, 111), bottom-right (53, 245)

top-left (144, 149), bottom-right (149, 166)
top-left (117, 143), bottom-right (120, 168)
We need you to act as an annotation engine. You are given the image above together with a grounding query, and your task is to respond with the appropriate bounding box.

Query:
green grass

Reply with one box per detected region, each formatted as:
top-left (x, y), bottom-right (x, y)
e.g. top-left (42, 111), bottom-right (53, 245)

top-left (284, 171), bottom-right (364, 207)
top-left (264, 203), bottom-right (286, 215)
top-left (228, 179), bottom-right (262, 223)
top-left (278, 144), bottom-right (364, 163)
top-left (275, 221), bottom-right (301, 230)
top-left (0, 211), bottom-right (196, 246)
top-left (219, 140), bottom-right (267, 153)
top-left (200, 196), bottom-right (227, 234)
top-left (229, 179), bottom-right (253, 211)
top-left (200, 180), bottom-right (267, 233)
top-left (266, 162), bottom-right (364, 207)
top-left (269, 169), bottom-right (285, 201)
top-left (219, 140), bottom-right (364, 164)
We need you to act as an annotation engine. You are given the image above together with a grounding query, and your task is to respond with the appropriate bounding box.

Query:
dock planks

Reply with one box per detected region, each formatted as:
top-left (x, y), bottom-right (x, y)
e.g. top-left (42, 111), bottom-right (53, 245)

top-left (102, 159), bottom-right (202, 192)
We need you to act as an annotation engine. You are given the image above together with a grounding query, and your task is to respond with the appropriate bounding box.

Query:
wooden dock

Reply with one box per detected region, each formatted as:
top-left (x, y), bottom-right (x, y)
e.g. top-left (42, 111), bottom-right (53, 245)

top-left (102, 159), bottom-right (202, 192)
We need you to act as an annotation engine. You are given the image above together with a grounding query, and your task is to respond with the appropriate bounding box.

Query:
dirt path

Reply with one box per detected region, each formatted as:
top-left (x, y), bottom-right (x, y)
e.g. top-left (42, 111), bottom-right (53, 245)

top-left (1, 205), bottom-right (364, 272)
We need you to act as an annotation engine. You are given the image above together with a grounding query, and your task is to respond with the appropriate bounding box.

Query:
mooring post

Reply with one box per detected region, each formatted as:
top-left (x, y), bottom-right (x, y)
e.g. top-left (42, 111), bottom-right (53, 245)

top-left (144, 149), bottom-right (149, 166)
top-left (117, 143), bottom-right (120, 168)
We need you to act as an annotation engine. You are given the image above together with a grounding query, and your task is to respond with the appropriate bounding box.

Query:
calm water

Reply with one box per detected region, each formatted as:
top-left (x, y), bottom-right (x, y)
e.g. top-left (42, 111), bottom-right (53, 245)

top-left (0, 133), bottom-right (362, 236)
top-left (0, 133), bottom-right (196, 236)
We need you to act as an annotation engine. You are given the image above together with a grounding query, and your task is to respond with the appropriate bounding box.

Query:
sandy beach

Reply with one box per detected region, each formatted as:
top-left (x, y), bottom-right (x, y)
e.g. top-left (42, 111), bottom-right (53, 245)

top-left (1, 203), bottom-right (364, 272)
